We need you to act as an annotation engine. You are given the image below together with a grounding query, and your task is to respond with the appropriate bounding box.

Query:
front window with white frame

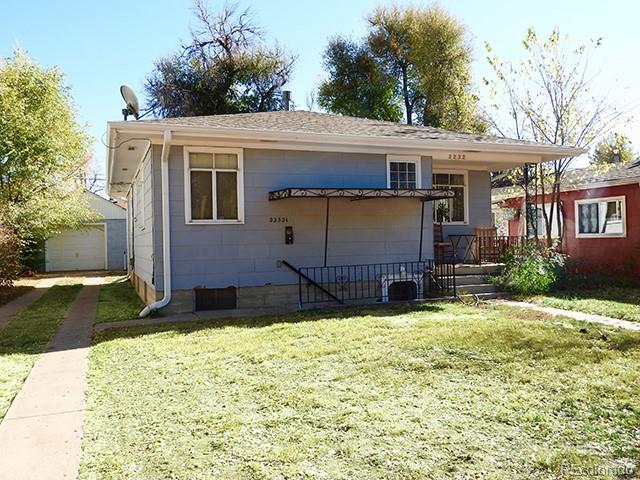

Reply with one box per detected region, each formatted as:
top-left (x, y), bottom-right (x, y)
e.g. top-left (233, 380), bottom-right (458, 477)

top-left (575, 196), bottom-right (625, 237)
top-left (184, 148), bottom-right (244, 224)
top-left (387, 156), bottom-right (421, 189)
top-left (433, 171), bottom-right (467, 223)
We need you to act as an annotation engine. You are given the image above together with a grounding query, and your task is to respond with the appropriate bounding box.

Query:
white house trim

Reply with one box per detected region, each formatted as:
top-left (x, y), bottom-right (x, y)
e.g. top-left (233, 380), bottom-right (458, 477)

top-left (432, 169), bottom-right (469, 225)
top-left (140, 130), bottom-right (173, 317)
top-left (574, 195), bottom-right (627, 239)
top-left (183, 146), bottom-right (245, 225)
top-left (386, 155), bottom-right (422, 189)
top-left (100, 222), bottom-right (108, 270)
top-left (107, 120), bottom-right (585, 159)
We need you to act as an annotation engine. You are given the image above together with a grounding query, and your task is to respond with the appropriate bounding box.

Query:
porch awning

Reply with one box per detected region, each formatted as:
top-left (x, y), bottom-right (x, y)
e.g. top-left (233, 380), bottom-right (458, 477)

top-left (268, 187), bottom-right (455, 201)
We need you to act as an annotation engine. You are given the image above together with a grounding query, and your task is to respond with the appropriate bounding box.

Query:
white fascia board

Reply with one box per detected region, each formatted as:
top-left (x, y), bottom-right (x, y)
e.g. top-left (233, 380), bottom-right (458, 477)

top-left (106, 121), bottom-right (586, 161)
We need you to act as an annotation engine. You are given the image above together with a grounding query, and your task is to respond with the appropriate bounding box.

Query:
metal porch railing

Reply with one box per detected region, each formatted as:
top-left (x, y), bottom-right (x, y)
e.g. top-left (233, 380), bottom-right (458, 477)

top-left (282, 260), bottom-right (456, 306)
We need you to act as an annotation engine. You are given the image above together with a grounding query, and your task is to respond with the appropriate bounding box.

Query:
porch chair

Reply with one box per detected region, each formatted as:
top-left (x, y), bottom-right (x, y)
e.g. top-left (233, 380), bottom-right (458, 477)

top-left (433, 223), bottom-right (454, 264)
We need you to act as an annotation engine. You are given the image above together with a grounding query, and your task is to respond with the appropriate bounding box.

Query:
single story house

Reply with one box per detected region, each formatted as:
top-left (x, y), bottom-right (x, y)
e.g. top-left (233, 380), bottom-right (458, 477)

top-left (493, 162), bottom-right (640, 278)
top-left (44, 191), bottom-right (126, 272)
top-left (106, 110), bottom-right (581, 314)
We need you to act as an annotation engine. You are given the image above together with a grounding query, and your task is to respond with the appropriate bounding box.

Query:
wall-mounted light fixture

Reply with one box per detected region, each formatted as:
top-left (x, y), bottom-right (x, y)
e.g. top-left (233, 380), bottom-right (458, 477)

top-left (285, 226), bottom-right (294, 244)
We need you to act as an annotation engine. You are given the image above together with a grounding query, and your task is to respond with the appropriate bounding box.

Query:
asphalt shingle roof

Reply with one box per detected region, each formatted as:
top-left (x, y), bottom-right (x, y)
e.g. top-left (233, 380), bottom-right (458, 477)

top-left (493, 162), bottom-right (640, 200)
top-left (561, 162), bottom-right (640, 185)
top-left (136, 110), bottom-right (563, 148)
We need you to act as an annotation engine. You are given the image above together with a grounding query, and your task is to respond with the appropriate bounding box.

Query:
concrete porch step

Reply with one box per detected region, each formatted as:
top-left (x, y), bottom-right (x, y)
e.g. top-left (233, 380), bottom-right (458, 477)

top-left (453, 274), bottom-right (490, 286)
top-left (456, 283), bottom-right (498, 295)
top-left (454, 264), bottom-right (503, 276)
top-left (458, 291), bottom-right (509, 301)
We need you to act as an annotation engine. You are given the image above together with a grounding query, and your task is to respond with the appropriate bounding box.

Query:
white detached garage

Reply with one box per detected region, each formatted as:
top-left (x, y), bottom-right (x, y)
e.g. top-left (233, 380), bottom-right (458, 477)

top-left (44, 192), bottom-right (127, 272)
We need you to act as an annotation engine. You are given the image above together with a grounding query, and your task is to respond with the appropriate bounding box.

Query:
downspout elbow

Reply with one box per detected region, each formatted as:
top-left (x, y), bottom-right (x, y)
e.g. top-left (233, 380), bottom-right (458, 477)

top-left (140, 295), bottom-right (171, 317)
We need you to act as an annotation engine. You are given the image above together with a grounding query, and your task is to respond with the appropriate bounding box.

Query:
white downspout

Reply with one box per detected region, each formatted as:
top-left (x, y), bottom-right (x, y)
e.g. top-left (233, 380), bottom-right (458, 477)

top-left (140, 130), bottom-right (172, 317)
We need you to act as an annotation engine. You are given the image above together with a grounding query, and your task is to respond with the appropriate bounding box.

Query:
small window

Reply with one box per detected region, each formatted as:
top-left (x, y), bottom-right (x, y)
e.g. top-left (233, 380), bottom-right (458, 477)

top-left (184, 148), bottom-right (244, 224)
top-left (388, 281), bottom-right (418, 301)
top-left (387, 156), bottom-right (421, 189)
top-left (389, 162), bottom-right (416, 189)
top-left (433, 172), bottom-right (467, 224)
top-left (575, 196), bottom-right (625, 238)
top-left (535, 205), bottom-right (562, 238)
top-left (194, 287), bottom-right (237, 310)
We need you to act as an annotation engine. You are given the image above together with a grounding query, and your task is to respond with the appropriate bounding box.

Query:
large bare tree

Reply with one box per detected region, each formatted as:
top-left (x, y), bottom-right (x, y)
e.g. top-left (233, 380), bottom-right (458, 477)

top-left (146, 0), bottom-right (296, 117)
top-left (485, 28), bottom-right (627, 246)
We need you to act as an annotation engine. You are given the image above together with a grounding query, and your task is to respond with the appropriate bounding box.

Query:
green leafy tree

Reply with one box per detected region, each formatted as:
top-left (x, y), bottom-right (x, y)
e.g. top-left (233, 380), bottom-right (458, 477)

top-left (318, 37), bottom-right (401, 121)
top-left (590, 133), bottom-right (636, 166)
top-left (0, 50), bottom-right (93, 269)
top-left (145, 0), bottom-right (296, 117)
top-left (318, 5), bottom-right (484, 131)
top-left (370, 5), bottom-right (485, 131)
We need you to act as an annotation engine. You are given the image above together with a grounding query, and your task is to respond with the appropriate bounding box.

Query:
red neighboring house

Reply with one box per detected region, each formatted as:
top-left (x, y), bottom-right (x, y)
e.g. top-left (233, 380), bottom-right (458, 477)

top-left (494, 163), bottom-right (640, 278)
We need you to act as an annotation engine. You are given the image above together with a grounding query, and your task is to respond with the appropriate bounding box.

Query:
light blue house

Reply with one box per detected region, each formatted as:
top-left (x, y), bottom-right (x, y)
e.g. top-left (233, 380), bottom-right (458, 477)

top-left (106, 111), bottom-right (580, 314)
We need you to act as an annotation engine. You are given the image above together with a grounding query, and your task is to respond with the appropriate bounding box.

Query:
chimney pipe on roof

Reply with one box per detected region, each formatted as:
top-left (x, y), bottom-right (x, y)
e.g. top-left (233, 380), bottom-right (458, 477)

top-left (282, 90), bottom-right (291, 111)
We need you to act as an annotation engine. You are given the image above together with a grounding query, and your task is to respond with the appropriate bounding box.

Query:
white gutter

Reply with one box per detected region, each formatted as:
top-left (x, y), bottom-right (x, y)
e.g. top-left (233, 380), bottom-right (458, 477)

top-left (107, 121), bottom-right (587, 159)
top-left (140, 130), bottom-right (172, 317)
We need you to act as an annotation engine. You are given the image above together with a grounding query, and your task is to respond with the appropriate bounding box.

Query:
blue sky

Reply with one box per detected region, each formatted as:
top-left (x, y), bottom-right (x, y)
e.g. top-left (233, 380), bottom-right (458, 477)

top-left (2, 0), bottom-right (638, 180)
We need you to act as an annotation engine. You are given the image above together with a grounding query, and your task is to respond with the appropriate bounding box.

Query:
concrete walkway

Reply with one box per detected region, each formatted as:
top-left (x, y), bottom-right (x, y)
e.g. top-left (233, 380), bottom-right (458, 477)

top-left (0, 276), bottom-right (102, 480)
top-left (498, 300), bottom-right (640, 332)
top-left (0, 278), bottom-right (58, 328)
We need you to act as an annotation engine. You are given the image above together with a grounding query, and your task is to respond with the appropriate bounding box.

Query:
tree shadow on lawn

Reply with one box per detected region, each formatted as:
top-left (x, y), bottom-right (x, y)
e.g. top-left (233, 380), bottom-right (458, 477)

top-left (0, 285), bottom-right (35, 308)
top-left (0, 284), bottom-right (83, 356)
top-left (546, 286), bottom-right (640, 307)
top-left (90, 301), bottom-right (640, 364)
top-left (91, 301), bottom-right (446, 343)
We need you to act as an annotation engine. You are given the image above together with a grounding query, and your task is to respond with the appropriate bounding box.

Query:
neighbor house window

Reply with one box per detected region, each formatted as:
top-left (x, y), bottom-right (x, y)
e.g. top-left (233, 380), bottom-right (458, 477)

top-left (575, 196), bottom-right (625, 238)
top-left (387, 155), bottom-right (421, 189)
top-left (184, 148), bottom-right (244, 224)
top-left (535, 204), bottom-right (562, 238)
top-left (433, 171), bottom-right (467, 223)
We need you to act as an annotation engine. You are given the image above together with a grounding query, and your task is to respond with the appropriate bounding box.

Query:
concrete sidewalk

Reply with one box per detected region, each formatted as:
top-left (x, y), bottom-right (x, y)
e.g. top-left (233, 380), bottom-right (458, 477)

top-left (0, 278), bottom-right (58, 328)
top-left (498, 300), bottom-right (640, 332)
top-left (0, 277), bottom-right (102, 480)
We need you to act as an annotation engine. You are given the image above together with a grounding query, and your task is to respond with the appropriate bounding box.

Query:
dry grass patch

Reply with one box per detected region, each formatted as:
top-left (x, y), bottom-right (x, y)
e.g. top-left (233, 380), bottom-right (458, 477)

top-left (80, 303), bottom-right (640, 479)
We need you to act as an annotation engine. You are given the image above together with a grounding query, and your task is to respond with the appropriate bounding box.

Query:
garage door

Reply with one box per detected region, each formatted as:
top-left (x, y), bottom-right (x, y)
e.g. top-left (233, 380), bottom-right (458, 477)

top-left (45, 225), bottom-right (106, 272)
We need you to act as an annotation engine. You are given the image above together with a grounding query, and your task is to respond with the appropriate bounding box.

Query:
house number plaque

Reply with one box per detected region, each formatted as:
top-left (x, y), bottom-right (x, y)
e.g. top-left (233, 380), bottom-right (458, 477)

top-left (448, 153), bottom-right (466, 160)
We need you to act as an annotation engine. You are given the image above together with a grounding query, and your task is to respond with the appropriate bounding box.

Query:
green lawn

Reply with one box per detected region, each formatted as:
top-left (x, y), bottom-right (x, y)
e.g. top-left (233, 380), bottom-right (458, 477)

top-left (0, 283), bottom-right (82, 418)
top-left (95, 276), bottom-right (144, 324)
top-left (80, 303), bottom-right (640, 479)
top-left (525, 287), bottom-right (640, 323)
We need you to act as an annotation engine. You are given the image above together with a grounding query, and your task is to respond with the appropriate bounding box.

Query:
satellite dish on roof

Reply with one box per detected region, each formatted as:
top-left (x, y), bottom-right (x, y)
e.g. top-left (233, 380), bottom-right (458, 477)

top-left (120, 85), bottom-right (140, 121)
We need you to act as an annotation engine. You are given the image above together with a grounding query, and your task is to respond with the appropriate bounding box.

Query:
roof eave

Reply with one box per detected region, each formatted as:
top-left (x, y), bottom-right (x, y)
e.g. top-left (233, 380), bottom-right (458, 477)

top-left (107, 121), bottom-right (586, 160)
